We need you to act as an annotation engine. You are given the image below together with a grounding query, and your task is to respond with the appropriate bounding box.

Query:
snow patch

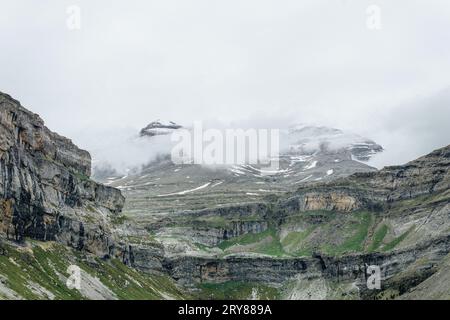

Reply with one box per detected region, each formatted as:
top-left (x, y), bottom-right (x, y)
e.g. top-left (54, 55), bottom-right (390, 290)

top-left (157, 182), bottom-right (211, 197)
top-left (295, 175), bottom-right (313, 184)
top-left (304, 161), bottom-right (318, 170)
top-left (211, 181), bottom-right (223, 188)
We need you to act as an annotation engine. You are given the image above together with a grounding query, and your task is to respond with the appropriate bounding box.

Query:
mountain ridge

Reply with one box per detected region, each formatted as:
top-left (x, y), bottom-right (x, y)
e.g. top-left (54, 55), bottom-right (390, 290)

top-left (1, 91), bottom-right (449, 300)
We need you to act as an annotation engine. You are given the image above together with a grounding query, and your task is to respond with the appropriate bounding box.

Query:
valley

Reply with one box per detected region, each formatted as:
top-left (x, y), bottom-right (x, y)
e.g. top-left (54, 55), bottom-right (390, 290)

top-left (1, 91), bottom-right (449, 300)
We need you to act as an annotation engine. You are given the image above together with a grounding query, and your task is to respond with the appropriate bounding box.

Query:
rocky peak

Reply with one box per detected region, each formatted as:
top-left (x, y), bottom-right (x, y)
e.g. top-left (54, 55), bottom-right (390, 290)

top-left (373, 144), bottom-right (450, 198)
top-left (289, 144), bottom-right (450, 213)
top-left (139, 120), bottom-right (182, 137)
top-left (0, 92), bottom-right (91, 176)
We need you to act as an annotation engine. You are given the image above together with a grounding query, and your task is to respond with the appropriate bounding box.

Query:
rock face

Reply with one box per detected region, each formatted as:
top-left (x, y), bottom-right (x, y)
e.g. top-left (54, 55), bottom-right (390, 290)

top-left (1, 90), bottom-right (449, 300)
top-left (282, 144), bottom-right (450, 214)
top-left (0, 92), bottom-right (125, 257)
top-left (165, 233), bottom-right (450, 291)
top-left (152, 144), bottom-right (449, 299)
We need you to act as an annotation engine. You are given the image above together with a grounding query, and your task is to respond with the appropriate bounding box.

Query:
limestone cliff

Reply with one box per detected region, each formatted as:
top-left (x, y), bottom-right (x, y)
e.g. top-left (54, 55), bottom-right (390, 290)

top-left (281, 145), bottom-right (450, 214)
top-left (0, 92), bottom-right (125, 257)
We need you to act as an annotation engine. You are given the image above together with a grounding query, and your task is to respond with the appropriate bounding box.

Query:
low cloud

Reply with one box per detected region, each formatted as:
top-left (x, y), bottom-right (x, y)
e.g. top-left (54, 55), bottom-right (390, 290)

top-left (368, 87), bottom-right (450, 168)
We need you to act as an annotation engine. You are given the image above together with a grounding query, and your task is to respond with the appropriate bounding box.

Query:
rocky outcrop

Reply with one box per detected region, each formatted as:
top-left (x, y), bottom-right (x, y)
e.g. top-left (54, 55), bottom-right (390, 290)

top-left (154, 144), bottom-right (449, 300)
top-left (364, 146), bottom-right (450, 201)
top-left (3, 90), bottom-right (447, 300)
top-left (122, 242), bottom-right (166, 273)
top-left (141, 146), bottom-right (449, 258)
top-left (287, 124), bottom-right (383, 161)
top-left (145, 202), bottom-right (272, 248)
top-left (280, 191), bottom-right (362, 213)
top-left (0, 92), bottom-right (125, 257)
top-left (165, 233), bottom-right (450, 297)
top-left (139, 120), bottom-right (182, 137)
top-left (278, 145), bottom-right (450, 215)
top-left (156, 221), bottom-right (270, 249)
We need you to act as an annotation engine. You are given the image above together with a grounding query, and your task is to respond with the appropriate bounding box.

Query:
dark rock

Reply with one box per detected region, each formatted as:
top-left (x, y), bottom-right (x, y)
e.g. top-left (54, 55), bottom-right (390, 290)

top-left (0, 91), bottom-right (124, 257)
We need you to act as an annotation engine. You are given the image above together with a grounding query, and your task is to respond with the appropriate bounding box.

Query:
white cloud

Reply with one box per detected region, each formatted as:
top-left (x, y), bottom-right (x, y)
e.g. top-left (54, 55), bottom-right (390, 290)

top-left (0, 0), bottom-right (449, 168)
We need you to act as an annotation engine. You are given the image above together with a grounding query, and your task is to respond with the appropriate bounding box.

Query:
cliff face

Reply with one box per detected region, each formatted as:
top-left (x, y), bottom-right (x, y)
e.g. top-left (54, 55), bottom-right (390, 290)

top-left (166, 233), bottom-right (450, 292)
top-left (145, 145), bottom-right (449, 299)
top-left (0, 92), bottom-right (124, 257)
top-left (280, 145), bottom-right (450, 214)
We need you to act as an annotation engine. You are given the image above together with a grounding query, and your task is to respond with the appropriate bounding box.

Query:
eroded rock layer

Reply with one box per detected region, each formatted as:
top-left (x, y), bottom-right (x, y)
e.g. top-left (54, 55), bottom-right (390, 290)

top-left (0, 92), bottom-right (124, 257)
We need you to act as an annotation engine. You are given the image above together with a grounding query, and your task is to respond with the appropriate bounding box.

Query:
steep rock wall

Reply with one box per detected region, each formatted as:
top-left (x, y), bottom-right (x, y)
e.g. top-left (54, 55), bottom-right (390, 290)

top-left (0, 92), bottom-right (125, 257)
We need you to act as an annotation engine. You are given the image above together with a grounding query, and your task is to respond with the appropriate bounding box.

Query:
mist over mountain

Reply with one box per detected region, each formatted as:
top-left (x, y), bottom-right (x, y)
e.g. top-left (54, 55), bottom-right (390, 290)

top-left (1, 0), bottom-right (450, 302)
top-left (367, 87), bottom-right (450, 168)
top-left (85, 119), bottom-right (384, 179)
top-left (59, 85), bottom-right (450, 179)
top-left (2, 1), bottom-right (450, 172)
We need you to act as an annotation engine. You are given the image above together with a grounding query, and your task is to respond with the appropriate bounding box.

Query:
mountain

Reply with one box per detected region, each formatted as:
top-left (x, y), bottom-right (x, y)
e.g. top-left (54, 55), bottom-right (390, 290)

top-left (139, 120), bottom-right (182, 137)
top-left (98, 122), bottom-right (383, 217)
top-left (1, 91), bottom-right (449, 300)
top-left (0, 92), bottom-right (185, 299)
top-left (144, 144), bottom-right (450, 299)
top-left (98, 118), bottom-right (449, 299)
top-left (286, 124), bottom-right (383, 161)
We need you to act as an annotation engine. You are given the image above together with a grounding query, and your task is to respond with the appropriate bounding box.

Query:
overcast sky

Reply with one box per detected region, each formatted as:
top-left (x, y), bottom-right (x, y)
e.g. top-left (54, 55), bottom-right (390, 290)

top-left (1, 0), bottom-right (450, 168)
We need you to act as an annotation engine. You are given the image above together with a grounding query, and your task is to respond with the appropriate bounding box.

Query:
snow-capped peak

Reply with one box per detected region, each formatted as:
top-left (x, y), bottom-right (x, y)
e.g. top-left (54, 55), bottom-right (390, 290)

top-left (286, 123), bottom-right (383, 161)
top-left (139, 120), bottom-right (183, 137)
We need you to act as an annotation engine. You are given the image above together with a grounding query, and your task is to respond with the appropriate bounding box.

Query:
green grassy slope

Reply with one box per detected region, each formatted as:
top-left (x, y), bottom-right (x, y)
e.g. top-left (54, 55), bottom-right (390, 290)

top-left (0, 240), bottom-right (188, 300)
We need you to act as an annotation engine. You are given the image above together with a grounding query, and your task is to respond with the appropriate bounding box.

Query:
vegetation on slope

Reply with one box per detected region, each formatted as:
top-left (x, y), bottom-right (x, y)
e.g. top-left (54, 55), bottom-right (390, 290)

top-left (0, 240), bottom-right (187, 300)
top-left (210, 208), bottom-right (418, 258)
top-left (197, 281), bottom-right (279, 300)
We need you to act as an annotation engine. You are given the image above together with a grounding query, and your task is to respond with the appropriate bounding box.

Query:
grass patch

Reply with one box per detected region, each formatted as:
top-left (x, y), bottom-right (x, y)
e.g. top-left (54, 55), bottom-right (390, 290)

top-left (0, 240), bottom-right (187, 300)
top-left (281, 227), bottom-right (316, 256)
top-left (368, 224), bottom-right (389, 252)
top-left (0, 243), bottom-right (85, 299)
top-left (110, 214), bottom-right (129, 226)
top-left (73, 171), bottom-right (90, 182)
top-left (218, 228), bottom-right (273, 250)
top-left (197, 281), bottom-right (279, 300)
top-left (322, 211), bottom-right (372, 255)
top-left (194, 243), bottom-right (212, 251)
top-left (255, 234), bottom-right (285, 257)
top-left (78, 257), bottom-right (186, 300)
top-left (382, 227), bottom-right (414, 252)
top-left (218, 228), bottom-right (287, 257)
